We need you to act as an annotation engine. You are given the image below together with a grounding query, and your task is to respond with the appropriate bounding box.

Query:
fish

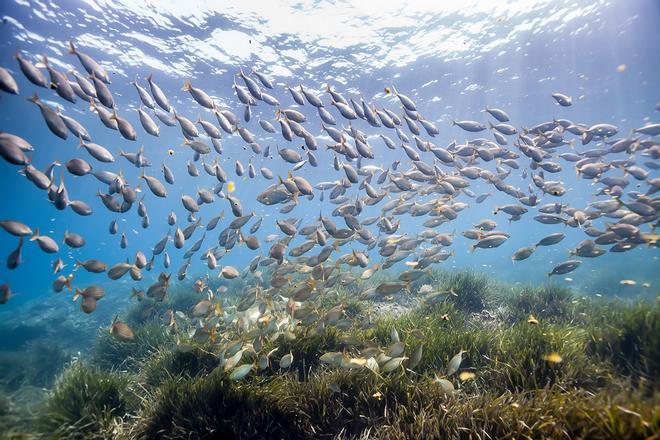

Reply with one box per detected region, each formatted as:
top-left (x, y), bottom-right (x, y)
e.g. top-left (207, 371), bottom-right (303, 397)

top-left (229, 364), bottom-right (252, 381)
top-left (68, 40), bottom-right (110, 83)
top-left (433, 376), bottom-right (455, 394)
top-left (40, 55), bottom-right (76, 103)
top-left (0, 284), bottom-right (12, 304)
top-left (109, 316), bottom-right (134, 341)
top-left (551, 92), bottom-right (572, 107)
top-left (182, 79), bottom-right (214, 109)
top-left (458, 371), bottom-right (476, 381)
top-left (452, 120), bottom-right (486, 132)
top-left (140, 171), bottom-right (167, 197)
top-left (27, 93), bottom-right (68, 139)
top-left (145, 74), bottom-right (171, 111)
top-left (543, 352), bottom-right (563, 363)
top-left (29, 228), bottom-right (59, 253)
top-left (63, 230), bottom-right (86, 248)
top-left (446, 350), bottom-right (465, 376)
top-left (15, 52), bottom-right (49, 87)
top-left (547, 260), bottom-right (582, 277)
top-left (512, 246), bottom-right (536, 261)
top-left (471, 234), bottom-right (508, 251)
top-left (110, 109), bottom-right (138, 141)
top-left (279, 352), bottom-right (293, 369)
top-left (0, 220), bottom-right (32, 237)
top-left (7, 237), bottom-right (23, 270)
top-left (79, 139), bottom-right (115, 163)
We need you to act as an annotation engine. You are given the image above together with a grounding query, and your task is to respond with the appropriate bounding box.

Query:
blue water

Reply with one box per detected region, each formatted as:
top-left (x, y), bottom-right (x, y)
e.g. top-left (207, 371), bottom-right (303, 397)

top-left (0, 0), bottom-right (658, 319)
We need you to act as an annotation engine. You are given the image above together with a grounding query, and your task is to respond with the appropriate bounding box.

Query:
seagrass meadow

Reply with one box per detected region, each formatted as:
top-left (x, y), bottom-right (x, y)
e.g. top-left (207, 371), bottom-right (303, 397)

top-left (0, 270), bottom-right (658, 439)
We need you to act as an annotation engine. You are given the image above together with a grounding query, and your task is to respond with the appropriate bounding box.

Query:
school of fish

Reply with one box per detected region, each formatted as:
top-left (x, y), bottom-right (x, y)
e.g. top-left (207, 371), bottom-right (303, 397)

top-left (0, 40), bottom-right (659, 380)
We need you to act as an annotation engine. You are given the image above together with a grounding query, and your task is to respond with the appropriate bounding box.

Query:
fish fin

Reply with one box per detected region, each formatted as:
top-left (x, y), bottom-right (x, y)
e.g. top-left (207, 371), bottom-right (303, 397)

top-left (35, 55), bottom-right (47, 69)
top-left (26, 92), bottom-right (39, 103)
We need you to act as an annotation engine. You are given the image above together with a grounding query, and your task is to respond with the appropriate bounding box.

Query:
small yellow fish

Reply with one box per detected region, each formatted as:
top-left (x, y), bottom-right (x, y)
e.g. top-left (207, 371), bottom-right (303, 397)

top-left (527, 314), bottom-right (539, 325)
top-left (543, 352), bottom-right (563, 363)
top-left (459, 371), bottom-right (475, 381)
top-left (227, 181), bottom-right (236, 193)
top-left (372, 391), bottom-right (383, 400)
top-left (167, 148), bottom-right (174, 155)
top-left (384, 87), bottom-right (391, 95)
top-left (619, 279), bottom-right (636, 286)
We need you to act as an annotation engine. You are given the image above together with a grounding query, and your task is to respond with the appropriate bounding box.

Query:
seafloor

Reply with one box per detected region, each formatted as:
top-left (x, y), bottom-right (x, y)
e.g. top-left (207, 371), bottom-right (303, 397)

top-left (0, 269), bottom-right (658, 439)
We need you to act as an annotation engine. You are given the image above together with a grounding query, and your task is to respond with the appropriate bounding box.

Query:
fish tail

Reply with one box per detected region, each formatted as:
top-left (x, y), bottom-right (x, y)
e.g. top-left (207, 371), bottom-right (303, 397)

top-left (145, 73), bottom-right (152, 82)
top-left (72, 287), bottom-right (81, 301)
top-left (65, 276), bottom-right (73, 291)
top-left (26, 92), bottom-right (39, 103)
top-left (182, 79), bottom-right (191, 92)
top-left (29, 228), bottom-right (39, 241)
top-left (67, 40), bottom-right (76, 54)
